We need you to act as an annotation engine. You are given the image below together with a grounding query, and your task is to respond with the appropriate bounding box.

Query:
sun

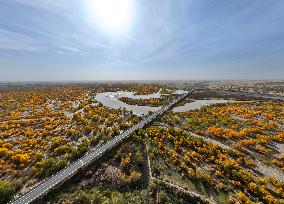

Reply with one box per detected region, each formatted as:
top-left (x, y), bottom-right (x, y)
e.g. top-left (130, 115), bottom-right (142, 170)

top-left (87, 0), bottom-right (133, 34)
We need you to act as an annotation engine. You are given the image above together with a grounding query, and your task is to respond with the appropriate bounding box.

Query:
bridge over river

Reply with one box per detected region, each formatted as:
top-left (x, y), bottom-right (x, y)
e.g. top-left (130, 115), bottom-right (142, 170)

top-left (10, 90), bottom-right (194, 204)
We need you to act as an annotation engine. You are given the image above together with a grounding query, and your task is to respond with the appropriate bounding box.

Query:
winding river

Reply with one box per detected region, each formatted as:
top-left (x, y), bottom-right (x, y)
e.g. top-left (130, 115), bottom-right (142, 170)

top-left (95, 91), bottom-right (162, 115)
top-left (173, 99), bottom-right (233, 112)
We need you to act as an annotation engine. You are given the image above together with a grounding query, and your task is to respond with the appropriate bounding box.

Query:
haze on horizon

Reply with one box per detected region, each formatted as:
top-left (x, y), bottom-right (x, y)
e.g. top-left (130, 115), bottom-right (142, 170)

top-left (0, 0), bottom-right (284, 81)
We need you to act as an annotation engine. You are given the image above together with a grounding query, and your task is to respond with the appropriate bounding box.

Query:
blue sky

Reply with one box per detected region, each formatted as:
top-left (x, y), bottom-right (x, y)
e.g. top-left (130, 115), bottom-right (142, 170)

top-left (0, 0), bottom-right (284, 81)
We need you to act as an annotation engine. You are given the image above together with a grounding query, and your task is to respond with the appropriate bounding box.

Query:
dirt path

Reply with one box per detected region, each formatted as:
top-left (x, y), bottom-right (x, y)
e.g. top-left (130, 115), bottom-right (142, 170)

top-left (187, 130), bottom-right (231, 150)
top-left (152, 177), bottom-right (216, 204)
top-left (147, 124), bottom-right (284, 199)
top-left (145, 141), bottom-right (153, 180)
top-left (187, 130), bottom-right (284, 182)
top-left (145, 136), bottom-right (215, 204)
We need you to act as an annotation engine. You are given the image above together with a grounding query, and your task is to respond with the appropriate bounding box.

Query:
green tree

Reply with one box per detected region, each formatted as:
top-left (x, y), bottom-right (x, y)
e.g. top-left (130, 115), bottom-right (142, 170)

top-left (0, 180), bottom-right (18, 203)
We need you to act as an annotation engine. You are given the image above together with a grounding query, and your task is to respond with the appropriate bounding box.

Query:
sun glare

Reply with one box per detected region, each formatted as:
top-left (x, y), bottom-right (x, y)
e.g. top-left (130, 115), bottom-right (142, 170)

top-left (88, 0), bottom-right (133, 34)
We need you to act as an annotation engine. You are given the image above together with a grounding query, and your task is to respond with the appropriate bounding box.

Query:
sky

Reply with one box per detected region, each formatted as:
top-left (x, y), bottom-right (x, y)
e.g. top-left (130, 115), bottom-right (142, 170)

top-left (0, 0), bottom-right (284, 81)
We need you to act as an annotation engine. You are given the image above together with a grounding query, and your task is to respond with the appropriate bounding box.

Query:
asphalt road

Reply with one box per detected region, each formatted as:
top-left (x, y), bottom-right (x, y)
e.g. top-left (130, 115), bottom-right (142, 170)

top-left (10, 90), bottom-right (192, 204)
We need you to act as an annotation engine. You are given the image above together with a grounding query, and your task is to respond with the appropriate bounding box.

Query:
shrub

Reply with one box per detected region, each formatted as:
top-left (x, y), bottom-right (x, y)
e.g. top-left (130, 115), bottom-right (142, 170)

top-left (0, 180), bottom-right (18, 203)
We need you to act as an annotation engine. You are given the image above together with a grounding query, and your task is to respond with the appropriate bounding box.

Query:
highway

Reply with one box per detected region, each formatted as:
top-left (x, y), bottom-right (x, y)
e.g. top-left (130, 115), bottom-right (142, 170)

top-left (10, 90), bottom-right (193, 204)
